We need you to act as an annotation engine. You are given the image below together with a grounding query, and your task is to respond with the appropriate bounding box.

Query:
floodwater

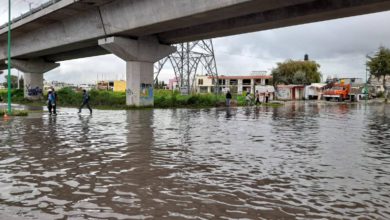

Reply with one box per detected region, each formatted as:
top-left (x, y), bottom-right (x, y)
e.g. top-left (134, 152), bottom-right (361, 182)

top-left (0, 102), bottom-right (389, 219)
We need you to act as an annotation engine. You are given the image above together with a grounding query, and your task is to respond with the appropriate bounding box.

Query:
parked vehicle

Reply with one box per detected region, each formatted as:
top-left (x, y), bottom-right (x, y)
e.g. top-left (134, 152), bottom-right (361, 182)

top-left (323, 83), bottom-right (350, 101)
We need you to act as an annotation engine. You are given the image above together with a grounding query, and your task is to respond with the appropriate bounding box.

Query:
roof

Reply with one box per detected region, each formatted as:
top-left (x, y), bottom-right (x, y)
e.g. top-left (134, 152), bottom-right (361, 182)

top-left (206, 75), bottom-right (272, 79)
top-left (307, 83), bottom-right (327, 88)
top-left (255, 85), bottom-right (275, 93)
top-left (277, 85), bottom-right (305, 88)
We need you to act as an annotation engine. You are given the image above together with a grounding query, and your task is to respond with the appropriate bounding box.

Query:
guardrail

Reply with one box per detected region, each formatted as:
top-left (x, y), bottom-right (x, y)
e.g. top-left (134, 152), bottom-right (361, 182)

top-left (0, 0), bottom-right (62, 30)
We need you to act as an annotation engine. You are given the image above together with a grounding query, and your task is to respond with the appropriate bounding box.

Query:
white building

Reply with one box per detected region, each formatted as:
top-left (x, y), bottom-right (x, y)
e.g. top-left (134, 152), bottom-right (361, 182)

top-left (304, 83), bottom-right (327, 100)
top-left (369, 75), bottom-right (390, 94)
top-left (195, 74), bottom-right (272, 94)
top-left (44, 81), bottom-right (75, 91)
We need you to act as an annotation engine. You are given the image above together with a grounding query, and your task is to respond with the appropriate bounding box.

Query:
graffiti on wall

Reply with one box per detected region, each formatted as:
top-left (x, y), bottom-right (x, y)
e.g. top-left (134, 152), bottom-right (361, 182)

top-left (140, 83), bottom-right (153, 99)
top-left (126, 88), bottom-right (134, 96)
top-left (26, 85), bottom-right (43, 96)
top-left (276, 88), bottom-right (290, 100)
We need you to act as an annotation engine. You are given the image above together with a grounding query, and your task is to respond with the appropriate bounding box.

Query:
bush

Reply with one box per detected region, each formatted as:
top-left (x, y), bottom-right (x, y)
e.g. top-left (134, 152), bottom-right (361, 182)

top-left (1, 88), bottom-right (255, 109)
top-left (0, 89), bottom-right (25, 102)
top-left (376, 91), bottom-right (385, 98)
top-left (0, 110), bottom-right (28, 116)
top-left (56, 87), bottom-right (82, 106)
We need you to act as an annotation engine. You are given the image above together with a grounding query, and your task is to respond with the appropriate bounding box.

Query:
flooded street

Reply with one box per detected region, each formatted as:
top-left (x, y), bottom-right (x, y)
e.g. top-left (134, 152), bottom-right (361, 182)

top-left (0, 102), bottom-right (389, 219)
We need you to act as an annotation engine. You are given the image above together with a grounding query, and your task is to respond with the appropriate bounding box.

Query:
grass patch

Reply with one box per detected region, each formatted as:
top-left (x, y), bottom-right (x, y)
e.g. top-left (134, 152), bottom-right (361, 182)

top-left (261, 102), bottom-right (284, 107)
top-left (0, 110), bottom-right (28, 116)
top-left (1, 88), bottom-right (283, 109)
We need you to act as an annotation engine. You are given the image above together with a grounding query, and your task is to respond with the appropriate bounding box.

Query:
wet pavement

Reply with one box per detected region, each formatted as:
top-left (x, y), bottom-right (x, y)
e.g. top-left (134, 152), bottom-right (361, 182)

top-left (0, 102), bottom-right (389, 219)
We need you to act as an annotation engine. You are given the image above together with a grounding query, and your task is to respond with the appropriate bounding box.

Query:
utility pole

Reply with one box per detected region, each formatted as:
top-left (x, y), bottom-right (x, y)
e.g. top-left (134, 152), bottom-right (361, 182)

top-left (187, 42), bottom-right (190, 94)
top-left (365, 58), bottom-right (368, 103)
top-left (7, 0), bottom-right (12, 114)
top-left (17, 70), bottom-right (20, 89)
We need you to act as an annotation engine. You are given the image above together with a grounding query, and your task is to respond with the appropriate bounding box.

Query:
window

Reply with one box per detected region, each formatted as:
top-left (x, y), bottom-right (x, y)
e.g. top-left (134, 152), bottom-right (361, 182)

top-left (198, 79), bottom-right (203, 85)
top-left (243, 79), bottom-right (251, 85)
top-left (200, 86), bottom-right (208, 93)
top-left (230, 79), bottom-right (238, 85)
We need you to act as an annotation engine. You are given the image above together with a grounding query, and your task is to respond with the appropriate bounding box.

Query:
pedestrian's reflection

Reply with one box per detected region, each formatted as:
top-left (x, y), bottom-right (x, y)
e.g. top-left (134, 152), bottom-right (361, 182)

top-left (225, 108), bottom-right (232, 119)
top-left (244, 106), bottom-right (251, 116)
top-left (78, 114), bottom-right (92, 139)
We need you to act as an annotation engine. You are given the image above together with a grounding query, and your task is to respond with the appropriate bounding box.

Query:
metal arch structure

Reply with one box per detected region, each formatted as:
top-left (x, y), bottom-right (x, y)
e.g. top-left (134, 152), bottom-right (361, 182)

top-left (154, 39), bottom-right (219, 94)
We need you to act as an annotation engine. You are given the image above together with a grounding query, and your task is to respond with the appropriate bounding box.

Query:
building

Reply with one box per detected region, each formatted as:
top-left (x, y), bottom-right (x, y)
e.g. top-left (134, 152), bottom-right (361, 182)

top-left (44, 81), bottom-right (75, 91)
top-left (113, 80), bottom-right (126, 92)
top-left (369, 75), bottom-right (390, 94)
top-left (78, 84), bottom-right (94, 91)
top-left (195, 74), bottom-right (272, 94)
top-left (168, 77), bottom-right (179, 90)
top-left (326, 77), bottom-right (364, 85)
top-left (276, 85), bottom-right (305, 100)
top-left (255, 85), bottom-right (276, 101)
top-left (304, 83), bottom-right (327, 100)
top-left (97, 81), bottom-right (112, 90)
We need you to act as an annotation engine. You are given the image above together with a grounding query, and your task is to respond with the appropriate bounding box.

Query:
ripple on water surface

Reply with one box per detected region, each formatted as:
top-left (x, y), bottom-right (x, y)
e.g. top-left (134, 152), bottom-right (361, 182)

top-left (0, 103), bottom-right (389, 219)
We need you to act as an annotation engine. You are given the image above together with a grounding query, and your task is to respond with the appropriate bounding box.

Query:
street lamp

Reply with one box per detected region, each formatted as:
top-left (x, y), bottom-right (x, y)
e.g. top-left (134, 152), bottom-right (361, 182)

top-left (7, 0), bottom-right (12, 114)
top-left (365, 51), bottom-right (376, 103)
top-left (365, 57), bottom-right (368, 103)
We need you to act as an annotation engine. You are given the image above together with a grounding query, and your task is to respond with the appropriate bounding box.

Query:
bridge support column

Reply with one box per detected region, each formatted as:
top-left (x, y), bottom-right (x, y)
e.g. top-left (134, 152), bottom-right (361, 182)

top-left (9, 59), bottom-right (59, 100)
top-left (99, 36), bottom-right (175, 107)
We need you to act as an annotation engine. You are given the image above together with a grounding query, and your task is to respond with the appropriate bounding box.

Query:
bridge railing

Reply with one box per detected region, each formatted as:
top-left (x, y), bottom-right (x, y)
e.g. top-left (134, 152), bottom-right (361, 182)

top-left (0, 0), bottom-right (62, 30)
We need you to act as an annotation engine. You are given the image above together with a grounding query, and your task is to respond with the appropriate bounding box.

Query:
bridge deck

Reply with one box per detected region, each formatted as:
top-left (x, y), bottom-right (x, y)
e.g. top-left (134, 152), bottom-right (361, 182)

top-left (0, 0), bottom-right (390, 69)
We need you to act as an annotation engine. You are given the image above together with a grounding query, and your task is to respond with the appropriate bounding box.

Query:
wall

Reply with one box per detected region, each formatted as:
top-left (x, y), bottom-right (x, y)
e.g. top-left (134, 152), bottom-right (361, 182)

top-left (113, 80), bottom-right (126, 92)
top-left (276, 87), bottom-right (291, 100)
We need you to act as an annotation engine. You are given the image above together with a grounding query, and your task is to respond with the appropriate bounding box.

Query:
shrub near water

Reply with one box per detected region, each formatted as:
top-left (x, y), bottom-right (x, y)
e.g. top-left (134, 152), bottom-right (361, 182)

top-left (56, 88), bottom-right (126, 107)
top-left (56, 87), bottom-right (82, 106)
top-left (89, 90), bottom-right (126, 107)
top-left (0, 89), bottom-right (26, 103)
top-left (154, 90), bottom-right (225, 108)
top-left (1, 88), bottom-right (257, 108)
top-left (0, 110), bottom-right (28, 116)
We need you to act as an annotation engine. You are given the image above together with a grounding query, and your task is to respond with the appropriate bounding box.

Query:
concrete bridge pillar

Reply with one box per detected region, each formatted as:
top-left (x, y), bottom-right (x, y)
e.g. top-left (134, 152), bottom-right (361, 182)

top-left (9, 59), bottom-right (59, 100)
top-left (99, 36), bottom-right (175, 107)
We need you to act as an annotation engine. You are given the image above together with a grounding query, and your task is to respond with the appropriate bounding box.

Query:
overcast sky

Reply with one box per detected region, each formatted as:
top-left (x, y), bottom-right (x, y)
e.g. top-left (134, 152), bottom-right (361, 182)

top-left (1, 0), bottom-right (390, 84)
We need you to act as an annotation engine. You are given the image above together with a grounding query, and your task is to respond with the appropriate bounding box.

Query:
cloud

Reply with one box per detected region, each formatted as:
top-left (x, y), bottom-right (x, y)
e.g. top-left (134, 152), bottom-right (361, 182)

top-left (44, 55), bottom-right (126, 84)
top-left (212, 11), bottom-right (390, 80)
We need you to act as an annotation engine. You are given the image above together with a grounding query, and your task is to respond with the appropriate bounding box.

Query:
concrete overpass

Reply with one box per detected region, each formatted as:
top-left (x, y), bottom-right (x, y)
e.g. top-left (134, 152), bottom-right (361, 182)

top-left (1, 0), bottom-right (390, 106)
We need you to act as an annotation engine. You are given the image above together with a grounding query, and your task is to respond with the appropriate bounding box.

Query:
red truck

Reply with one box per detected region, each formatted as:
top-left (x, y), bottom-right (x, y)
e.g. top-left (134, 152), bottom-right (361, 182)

top-left (323, 83), bottom-right (351, 101)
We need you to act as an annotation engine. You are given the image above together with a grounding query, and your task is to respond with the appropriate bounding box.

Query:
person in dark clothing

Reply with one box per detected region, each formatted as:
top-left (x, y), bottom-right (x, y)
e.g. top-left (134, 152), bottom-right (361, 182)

top-left (78, 89), bottom-right (92, 114)
top-left (226, 90), bottom-right (232, 107)
top-left (245, 91), bottom-right (253, 106)
top-left (255, 90), bottom-right (261, 105)
top-left (47, 89), bottom-right (57, 115)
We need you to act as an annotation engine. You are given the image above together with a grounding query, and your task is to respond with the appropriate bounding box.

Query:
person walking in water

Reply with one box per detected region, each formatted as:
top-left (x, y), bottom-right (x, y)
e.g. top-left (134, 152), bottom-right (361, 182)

top-left (78, 89), bottom-right (92, 114)
top-left (255, 90), bottom-right (261, 105)
top-left (47, 88), bottom-right (57, 115)
top-left (226, 90), bottom-right (232, 107)
top-left (245, 91), bottom-right (253, 106)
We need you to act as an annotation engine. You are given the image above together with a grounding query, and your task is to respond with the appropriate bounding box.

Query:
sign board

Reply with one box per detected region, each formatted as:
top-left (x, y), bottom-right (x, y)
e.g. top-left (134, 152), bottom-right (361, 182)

top-left (180, 86), bottom-right (189, 95)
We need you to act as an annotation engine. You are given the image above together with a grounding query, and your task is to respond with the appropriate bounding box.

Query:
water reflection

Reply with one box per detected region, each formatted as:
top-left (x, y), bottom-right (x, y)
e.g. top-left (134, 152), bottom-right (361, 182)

top-left (0, 103), bottom-right (389, 219)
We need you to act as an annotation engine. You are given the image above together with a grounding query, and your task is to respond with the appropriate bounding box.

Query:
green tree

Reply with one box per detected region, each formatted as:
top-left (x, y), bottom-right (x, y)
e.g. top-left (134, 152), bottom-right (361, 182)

top-left (271, 60), bottom-right (322, 85)
top-left (3, 75), bottom-right (19, 89)
top-left (367, 46), bottom-right (390, 103)
top-left (154, 80), bottom-right (166, 89)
